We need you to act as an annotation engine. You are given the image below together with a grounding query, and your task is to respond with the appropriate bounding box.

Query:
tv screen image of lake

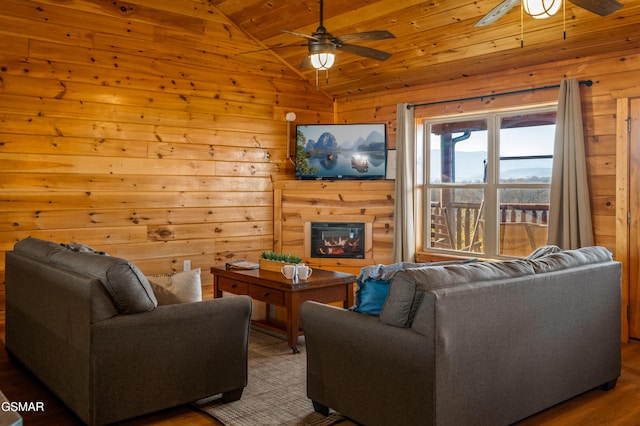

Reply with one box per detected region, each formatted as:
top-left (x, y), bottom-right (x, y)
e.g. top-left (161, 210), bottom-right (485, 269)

top-left (308, 151), bottom-right (386, 177)
top-left (298, 125), bottom-right (386, 179)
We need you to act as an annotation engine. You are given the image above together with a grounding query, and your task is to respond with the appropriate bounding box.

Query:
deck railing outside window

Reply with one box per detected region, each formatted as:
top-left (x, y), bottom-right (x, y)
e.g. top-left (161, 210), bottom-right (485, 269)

top-left (430, 202), bottom-right (549, 257)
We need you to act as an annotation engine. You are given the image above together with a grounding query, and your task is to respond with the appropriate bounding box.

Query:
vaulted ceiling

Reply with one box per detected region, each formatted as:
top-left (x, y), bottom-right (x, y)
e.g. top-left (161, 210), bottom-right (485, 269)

top-left (211, 0), bottom-right (640, 99)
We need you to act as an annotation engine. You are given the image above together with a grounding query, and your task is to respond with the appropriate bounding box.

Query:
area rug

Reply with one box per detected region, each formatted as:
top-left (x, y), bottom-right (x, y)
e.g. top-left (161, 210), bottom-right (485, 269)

top-left (194, 329), bottom-right (345, 426)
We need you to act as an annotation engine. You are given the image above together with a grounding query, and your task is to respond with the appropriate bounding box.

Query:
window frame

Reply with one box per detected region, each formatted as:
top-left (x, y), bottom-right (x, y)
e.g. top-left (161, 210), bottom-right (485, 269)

top-left (420, 104), bottom-right (557, 259)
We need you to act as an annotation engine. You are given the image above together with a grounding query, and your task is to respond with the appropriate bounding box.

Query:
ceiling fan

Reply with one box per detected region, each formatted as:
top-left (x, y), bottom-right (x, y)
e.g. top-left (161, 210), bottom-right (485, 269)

top-left (474, 0), bottom-right (623, 27)
top-left (281, 0), bottom-right (395, 70)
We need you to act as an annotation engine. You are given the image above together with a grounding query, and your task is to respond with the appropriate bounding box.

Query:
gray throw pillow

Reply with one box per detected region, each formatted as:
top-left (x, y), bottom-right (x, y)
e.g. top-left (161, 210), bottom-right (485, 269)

top-left (378, 270), bottom-right (418, 327)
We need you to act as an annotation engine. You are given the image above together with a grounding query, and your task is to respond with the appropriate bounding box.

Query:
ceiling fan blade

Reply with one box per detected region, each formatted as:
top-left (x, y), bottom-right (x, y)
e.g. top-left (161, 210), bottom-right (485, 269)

top-left (474, 0), bottom-right (520, 27)
top-left (336, 30), bottom-right (396, 44)
top-left (569, 0), bottom-right (623, 16)
top-left (239, 43), bottom-right (308, 55)
top-left (338, 44), bottom-right (392, 61)
top-left (281, 29), bottom-right (319, 41)
top-left (299, 55), bottom-right (312, 69)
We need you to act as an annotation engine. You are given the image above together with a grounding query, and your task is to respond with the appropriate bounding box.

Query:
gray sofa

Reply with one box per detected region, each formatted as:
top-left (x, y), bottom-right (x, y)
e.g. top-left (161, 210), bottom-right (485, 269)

top-left (5, 237), bottom-right (252, 425)
top-left (301, 246), bottom-right (622, 426)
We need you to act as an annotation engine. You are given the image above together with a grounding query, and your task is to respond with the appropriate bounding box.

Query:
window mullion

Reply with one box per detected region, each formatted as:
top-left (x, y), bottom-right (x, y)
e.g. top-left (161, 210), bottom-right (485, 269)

top-left (483, 114), bottom-right (499, 257)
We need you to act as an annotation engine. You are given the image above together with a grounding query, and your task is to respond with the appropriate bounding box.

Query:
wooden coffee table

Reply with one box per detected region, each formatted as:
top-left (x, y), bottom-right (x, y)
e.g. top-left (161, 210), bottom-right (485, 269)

top-left (211, 266), bottom-right (356, 353)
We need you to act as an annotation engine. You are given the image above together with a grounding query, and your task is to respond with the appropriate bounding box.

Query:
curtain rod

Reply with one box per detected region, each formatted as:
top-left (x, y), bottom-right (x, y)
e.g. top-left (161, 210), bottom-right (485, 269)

top-left (407, 79), bottom-right (592, 109)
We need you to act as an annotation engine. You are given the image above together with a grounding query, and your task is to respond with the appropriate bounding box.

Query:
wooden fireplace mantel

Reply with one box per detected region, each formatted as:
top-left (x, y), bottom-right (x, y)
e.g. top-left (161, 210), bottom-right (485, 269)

top-left (273, 179), bottom-right (395, 274)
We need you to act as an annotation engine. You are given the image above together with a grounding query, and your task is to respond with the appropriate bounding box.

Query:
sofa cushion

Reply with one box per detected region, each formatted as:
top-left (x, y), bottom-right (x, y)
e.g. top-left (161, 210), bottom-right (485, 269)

top-left (527, 246), bottom-right (612, 273)
top-left (13, 237), bottom-right (66, 261)
top-left (380, 259), bottom-right (535, 328)
top-left (148, 269), bottom-right (202, 305)
top-left (48, 249), bottom-right (157, 314)
top-left (526, 245), bottom-right (562, 259)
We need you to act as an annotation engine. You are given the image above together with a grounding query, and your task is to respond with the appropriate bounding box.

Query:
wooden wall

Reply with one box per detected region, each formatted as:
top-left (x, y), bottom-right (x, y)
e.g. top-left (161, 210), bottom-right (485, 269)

top-left (0, 0), bottom-right (334, 300)
top-left (335, 47), bottom-right (640, 257)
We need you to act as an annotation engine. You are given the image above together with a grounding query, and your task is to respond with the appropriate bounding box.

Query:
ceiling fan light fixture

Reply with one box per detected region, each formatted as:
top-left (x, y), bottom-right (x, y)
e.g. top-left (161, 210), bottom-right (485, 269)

top-left (310, 52), bottom-right (335, 70)
top-left (309, 37), bottom-right (336, 70)
top-left (523, 0), bottom-right (562, 19)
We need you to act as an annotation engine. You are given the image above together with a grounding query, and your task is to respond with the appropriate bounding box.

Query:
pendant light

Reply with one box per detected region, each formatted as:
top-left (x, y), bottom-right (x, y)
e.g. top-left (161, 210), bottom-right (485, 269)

top-left (522, 0), bottom-right (562, 19)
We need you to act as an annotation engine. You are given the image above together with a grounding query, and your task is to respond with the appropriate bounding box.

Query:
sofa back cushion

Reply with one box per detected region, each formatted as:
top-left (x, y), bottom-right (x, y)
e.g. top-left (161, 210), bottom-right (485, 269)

top-left (49, 250), bottom-right (157, 314)
top-left (13, 237), bottom-right (66, 261)
top-left (526, 246), bottom-right (612, 273)
top-left (14, 237), bottom-right (157, 314)
top-left (380, 259), bottom-right (535, 328)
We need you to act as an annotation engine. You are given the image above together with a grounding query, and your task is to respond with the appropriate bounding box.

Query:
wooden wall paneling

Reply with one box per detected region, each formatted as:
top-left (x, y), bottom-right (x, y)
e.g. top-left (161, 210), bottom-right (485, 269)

top-left (0, 153), bottom-right (216, 176)
top-left (0, 134), bottom-right (149, 158)
top-left (584, 134), bottom-right (616, 158)
top-left (0, 0), bottom-right (333, 312)
top-left (616, 98), bottom-right (630, 342)
top-left (273, 186), bottom-right (284, 253)
top-left (0, 14), bottom-right (94, 48)
top-left (0, 191), bottom-right (273, 212)
top-left (591, 216), bottom-right (616, 248)
top-left (148, 220), bottom-right (272, 241)
top-left (0, 174), bottom-right (273, 193)
top-left (0, 55), bottom-right (331, 116)
top-left (0, 34), bottom-right (28, 56)
top-left (0, 227), bottom-right (148, 252)
top-left (0, 0), bottom-right (158, 41)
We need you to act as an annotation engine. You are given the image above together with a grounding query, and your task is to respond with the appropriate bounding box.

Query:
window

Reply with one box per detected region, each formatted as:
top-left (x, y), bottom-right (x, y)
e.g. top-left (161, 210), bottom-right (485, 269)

top-left (423, 106), bottom-right (556, 258)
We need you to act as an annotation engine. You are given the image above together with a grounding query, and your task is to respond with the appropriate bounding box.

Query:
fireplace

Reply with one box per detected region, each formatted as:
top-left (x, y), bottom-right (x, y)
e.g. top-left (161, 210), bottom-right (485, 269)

top-left (310, 222), bottom-right (365, 259)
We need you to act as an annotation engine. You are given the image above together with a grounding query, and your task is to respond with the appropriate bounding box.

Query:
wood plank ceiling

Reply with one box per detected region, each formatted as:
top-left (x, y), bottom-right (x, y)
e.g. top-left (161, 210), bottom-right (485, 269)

top-left (210, 0), bottom-right (640, 99)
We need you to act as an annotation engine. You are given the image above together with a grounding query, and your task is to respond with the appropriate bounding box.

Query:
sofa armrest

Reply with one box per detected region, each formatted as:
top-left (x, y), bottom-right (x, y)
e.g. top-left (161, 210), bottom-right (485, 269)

top-left (301, 301), bottom-right (433, 426)
top-left (90, 295), bottom-right (252, 424)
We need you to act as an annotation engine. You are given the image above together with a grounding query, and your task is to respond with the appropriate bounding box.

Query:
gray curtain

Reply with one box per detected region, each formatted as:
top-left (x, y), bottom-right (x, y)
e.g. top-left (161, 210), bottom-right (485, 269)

top-left (548, 79), bottom-right (594, 248)
top-left (393, 103), bottom-right (416, 262)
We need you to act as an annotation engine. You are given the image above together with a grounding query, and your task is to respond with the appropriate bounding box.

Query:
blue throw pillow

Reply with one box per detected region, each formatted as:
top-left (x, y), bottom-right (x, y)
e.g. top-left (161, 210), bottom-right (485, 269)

top-left (352, 278), bottom-right (392, 316)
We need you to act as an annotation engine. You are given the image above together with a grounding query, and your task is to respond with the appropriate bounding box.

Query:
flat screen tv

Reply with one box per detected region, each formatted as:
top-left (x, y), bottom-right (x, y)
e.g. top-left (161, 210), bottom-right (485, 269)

top-left (295, 123), bottom-right (387, 180)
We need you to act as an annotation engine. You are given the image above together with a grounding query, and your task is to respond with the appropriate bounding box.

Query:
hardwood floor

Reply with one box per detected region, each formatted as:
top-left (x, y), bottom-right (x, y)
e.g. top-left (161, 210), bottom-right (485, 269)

top-left (1, 314), bottom-right (639, 425)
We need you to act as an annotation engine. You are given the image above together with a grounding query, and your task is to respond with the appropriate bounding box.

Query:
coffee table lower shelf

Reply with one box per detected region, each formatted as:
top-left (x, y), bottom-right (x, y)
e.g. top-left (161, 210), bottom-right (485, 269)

top-left (211, 266), bottom-right (356, 353)
top-left (250, 318), bottom-right (301, 339)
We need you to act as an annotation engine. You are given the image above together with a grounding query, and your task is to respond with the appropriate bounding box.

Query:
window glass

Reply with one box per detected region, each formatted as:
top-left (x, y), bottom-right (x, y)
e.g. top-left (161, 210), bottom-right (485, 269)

top-left (499, 112), bottom-right (555, 184)
top-left (429, 120), bottom-right (488, 184)
top-left (424, 107), bottom-right (555, 258)
top-left (498, 188), bottom-right (550, 256)
top-left (429, 188), bottom-right (485, 252)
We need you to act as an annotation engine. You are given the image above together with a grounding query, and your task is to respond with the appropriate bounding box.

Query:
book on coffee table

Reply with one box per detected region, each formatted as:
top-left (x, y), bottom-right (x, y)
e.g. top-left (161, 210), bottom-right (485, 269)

top-left (225, 260), bottom-right (259, 270)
